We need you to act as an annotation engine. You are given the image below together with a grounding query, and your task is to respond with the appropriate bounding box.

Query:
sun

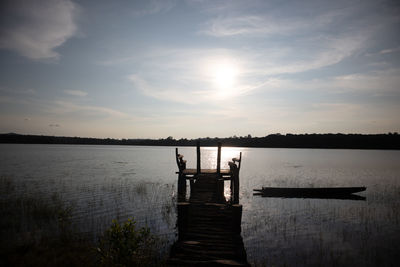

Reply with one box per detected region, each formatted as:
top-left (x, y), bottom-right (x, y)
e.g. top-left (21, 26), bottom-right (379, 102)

top-left (213, 62), bottom-right (238, 89)
top-left (201, 57), bottom-right (241, 99)
top-left (202, 57), bottom-right (240, 99)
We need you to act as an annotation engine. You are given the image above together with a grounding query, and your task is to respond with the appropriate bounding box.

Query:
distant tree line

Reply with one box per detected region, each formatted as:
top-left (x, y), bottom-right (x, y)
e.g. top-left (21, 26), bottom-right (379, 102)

top-left (1, 132), bottom-right (399, 149)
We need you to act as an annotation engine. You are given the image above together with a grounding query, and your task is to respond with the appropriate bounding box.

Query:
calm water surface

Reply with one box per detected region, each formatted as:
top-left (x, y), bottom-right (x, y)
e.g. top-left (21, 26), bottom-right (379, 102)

top-left (1, 144), bottom-right (399, 266)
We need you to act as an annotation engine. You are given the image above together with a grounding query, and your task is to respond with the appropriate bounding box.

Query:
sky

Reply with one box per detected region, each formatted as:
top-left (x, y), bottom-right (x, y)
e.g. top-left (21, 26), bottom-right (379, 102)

top-left (0, 0), bottom-right (399, 139)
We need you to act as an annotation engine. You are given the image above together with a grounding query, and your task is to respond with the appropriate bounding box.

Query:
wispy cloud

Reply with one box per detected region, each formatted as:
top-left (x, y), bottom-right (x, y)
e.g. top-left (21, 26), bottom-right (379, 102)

top-left (132, 0), bottom-right (176, 17)
top-left (201, 15), bottom-right (308, 37)
top-left (53, 101), bottom-right (127, 118)
top-left (252, 34), bottom-right (367, 76)
top-left (200, 6), bottom-right (346, 37)
top-left (252, 68), bottom-right (400, 95)
top-left (332, 68), bottom-right (400, 92)
top-left (64, 90), bottom-right (88, 97)
top-left (126, 48), bottom-right (256, 104)
top-left (119, 1), bottom-right (373, 105)
top-left (126, 31), bottom-right (366, 104)
top-left (379, 46), bottom-right (400, 55)
top-left (0, 0), bottom-right (79, 60)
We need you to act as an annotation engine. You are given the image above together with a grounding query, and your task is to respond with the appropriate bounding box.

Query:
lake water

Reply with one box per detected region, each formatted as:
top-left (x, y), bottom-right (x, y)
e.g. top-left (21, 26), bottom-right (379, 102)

top-left (1, 144), bottom-right (399, 266)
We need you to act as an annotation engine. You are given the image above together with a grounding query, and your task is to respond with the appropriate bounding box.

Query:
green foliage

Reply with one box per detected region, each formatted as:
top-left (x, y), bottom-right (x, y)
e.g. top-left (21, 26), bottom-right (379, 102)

top-left (97, 218), bottom-right (157, 267)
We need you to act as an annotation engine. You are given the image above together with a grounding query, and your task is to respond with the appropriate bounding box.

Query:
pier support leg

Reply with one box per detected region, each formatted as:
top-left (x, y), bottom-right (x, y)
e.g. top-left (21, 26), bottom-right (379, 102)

top-left (233, 170), bottom-right (239, 205)
top-left (217, 142), bottom-right (221, 174)
top-left (196, 141), bottom-right (201, 174)
top-left (232, 204), bottom-right (242, 234)
top-left (178, 174), bottom-right (186, 202)
top-left (217, 178), bottom-right (224, 203)
top-left (177, 202), bottom-right (190, 240)
top-left (189, 178), bottom-right (195, 199)
top-left (216, 142), bottom-right (224, 203)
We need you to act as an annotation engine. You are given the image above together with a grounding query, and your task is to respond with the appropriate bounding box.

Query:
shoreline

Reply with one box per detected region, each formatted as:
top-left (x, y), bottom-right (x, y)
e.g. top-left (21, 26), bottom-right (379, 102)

top-left (1, 133), bottom-right (400, 150)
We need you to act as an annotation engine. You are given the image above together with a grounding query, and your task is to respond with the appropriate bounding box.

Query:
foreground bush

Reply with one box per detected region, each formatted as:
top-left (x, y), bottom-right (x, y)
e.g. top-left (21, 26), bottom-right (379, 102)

top-left (97, 218), bottom-right (158, 267)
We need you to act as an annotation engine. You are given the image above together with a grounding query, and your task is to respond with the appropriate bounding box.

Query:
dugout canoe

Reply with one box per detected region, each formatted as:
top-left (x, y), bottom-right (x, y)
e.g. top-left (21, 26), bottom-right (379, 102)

top-left (253, 186), bottom-right (366, 198)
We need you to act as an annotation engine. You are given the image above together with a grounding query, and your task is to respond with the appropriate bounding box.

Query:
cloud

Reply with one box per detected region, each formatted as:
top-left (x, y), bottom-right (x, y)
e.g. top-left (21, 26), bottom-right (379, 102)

top-left (132, 0), bottom-right (176, 17)
top-left (254, 34), bottom-right (367, 76)
top-left (53, 101), bottom-right (128, 118)
top-left (128, 74), bottom-right (204, 104)
top-left (253, 68), bottom-right (400, 96)
top-left (132, 17), bottom-right (368, 104)
top-left (64, 90), bottom-right (88, 97)
top-left (49, 123), bottom-right (60, 127)
top-left (200, 4), bottom-right (347, 37)
top-left (0, 86), bottom-right (37, 95)
top-left (126, 47), bottom-right (257, 104)
top-left (0, 0), bottom-right (79, 60)
top-left (201, 15), bottom-right (309, 37)
top-left (126, 33), bottom-right (366, 104)
top-left (332, 68), bottom-right (400, 92)
top-left (379, 46), bottom-right (400, 54)
top-left (120, 3), bottom-right (371, 104)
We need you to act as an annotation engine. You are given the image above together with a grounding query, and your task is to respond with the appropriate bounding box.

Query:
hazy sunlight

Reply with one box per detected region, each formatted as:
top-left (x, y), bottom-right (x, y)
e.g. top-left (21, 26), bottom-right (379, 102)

top-left (203, 57), bottom-right (240, 99)
top-left (213, 63), bottom-right (237, 88)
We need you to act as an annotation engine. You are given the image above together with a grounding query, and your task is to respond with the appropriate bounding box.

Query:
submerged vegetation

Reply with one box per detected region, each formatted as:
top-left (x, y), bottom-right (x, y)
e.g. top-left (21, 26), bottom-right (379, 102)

top-left (242, 183), bottom-right (400, 267)
top-left (97, 219), bottom-right (159, 266)
top-left (0, 177), bottom-right (95, 266)
top-left (1, 145), bottom-right (399, 266)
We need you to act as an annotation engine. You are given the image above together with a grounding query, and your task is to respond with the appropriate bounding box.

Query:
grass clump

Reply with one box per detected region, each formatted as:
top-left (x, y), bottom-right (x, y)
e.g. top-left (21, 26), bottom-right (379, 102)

top-left (0, 176), bottom-right (97, 266)
top-left (97, 218), bottom-right (158, 267)
top-left (0, 177), bottom-right (168, 266)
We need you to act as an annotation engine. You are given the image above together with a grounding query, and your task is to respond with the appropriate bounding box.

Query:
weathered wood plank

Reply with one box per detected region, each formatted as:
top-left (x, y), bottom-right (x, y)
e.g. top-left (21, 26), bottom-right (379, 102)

top-left (168, 172), bottom-right (249, 266)
top-left (170, 144), bottom-right (246, 266)
top-left (183, 169), bottom-right (231, 175)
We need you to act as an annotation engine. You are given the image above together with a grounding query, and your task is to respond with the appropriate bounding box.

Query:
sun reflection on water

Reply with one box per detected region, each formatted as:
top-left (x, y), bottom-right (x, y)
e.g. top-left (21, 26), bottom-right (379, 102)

top-left (201, 146), bottom-right (242, 170)
top-left (200, 147), bottom-right (242, 201)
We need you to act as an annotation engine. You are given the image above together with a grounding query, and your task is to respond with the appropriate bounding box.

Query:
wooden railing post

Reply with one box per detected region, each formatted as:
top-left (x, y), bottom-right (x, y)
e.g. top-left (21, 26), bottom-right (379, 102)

top-left (178, 173), bottom-right (186, 202)
top-left (196, 141), bottom-right (201, 174)
top-left (176, 148), bottom-right (187, 202)
top-left (215, 143), bottom-right (224, 203)
top-left (233, 169), bottom-right (239, 204)
top-left (229, 162), bottom-right (239, 204)
top-left (238, 152), bottom-right (242, 171)
top-left (217, 142), bottom-right (221, 174)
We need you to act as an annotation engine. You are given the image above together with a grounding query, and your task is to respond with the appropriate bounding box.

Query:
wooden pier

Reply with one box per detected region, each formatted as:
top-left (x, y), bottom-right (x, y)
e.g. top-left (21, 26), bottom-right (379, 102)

top-left (168, 142), bottom-right (249, 266)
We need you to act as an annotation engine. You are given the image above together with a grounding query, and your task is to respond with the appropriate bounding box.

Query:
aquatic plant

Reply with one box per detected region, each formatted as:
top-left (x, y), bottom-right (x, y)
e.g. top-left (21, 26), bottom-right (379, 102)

top-left (96, 218), bottom-right (158, 266)
top-left (0, 176), bottom-right (97, 266)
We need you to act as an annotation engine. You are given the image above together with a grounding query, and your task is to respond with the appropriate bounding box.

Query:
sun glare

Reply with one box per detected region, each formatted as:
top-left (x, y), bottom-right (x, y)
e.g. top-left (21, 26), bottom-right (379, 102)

top-left (213, 63), bottom-right (238, 89)
top-left (204, 58), bottom-right (240, 99)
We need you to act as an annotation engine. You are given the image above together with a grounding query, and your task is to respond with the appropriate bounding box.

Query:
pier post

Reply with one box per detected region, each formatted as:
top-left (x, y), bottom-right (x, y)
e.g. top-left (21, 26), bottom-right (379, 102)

top-left (177, 202), bottom-right (190, 240)
top-left (233, 170), bottom-right (239, 204)
top-left (229, 163), bottom-right (239, 204)
top-left (217, 142), bottom-right (221, 174)
top-left (178, 173), bottom-right (186, 202)
top-left (216, 142), bottom-right (224, 202)
top-left (176, 148), bottom-right (187, 202)
top-left (232, 204), bottom-right (242, 234)
top-left (196, 141), bottom-right (201, 174)
top-left (217, 177), bottom-right (225, 203)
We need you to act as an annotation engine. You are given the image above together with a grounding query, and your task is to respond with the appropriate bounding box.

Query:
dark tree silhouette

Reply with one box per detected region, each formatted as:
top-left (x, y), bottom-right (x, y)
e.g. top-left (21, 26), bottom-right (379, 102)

top-left (1, 133), bottom-right (399, 149)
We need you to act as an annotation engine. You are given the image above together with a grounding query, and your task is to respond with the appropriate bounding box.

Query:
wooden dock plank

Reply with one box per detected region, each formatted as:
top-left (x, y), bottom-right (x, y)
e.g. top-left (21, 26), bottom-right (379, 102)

top-left (183, 169), bottom-right (231, 175)
top-left (168, 173), bottom-right (249, 266)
